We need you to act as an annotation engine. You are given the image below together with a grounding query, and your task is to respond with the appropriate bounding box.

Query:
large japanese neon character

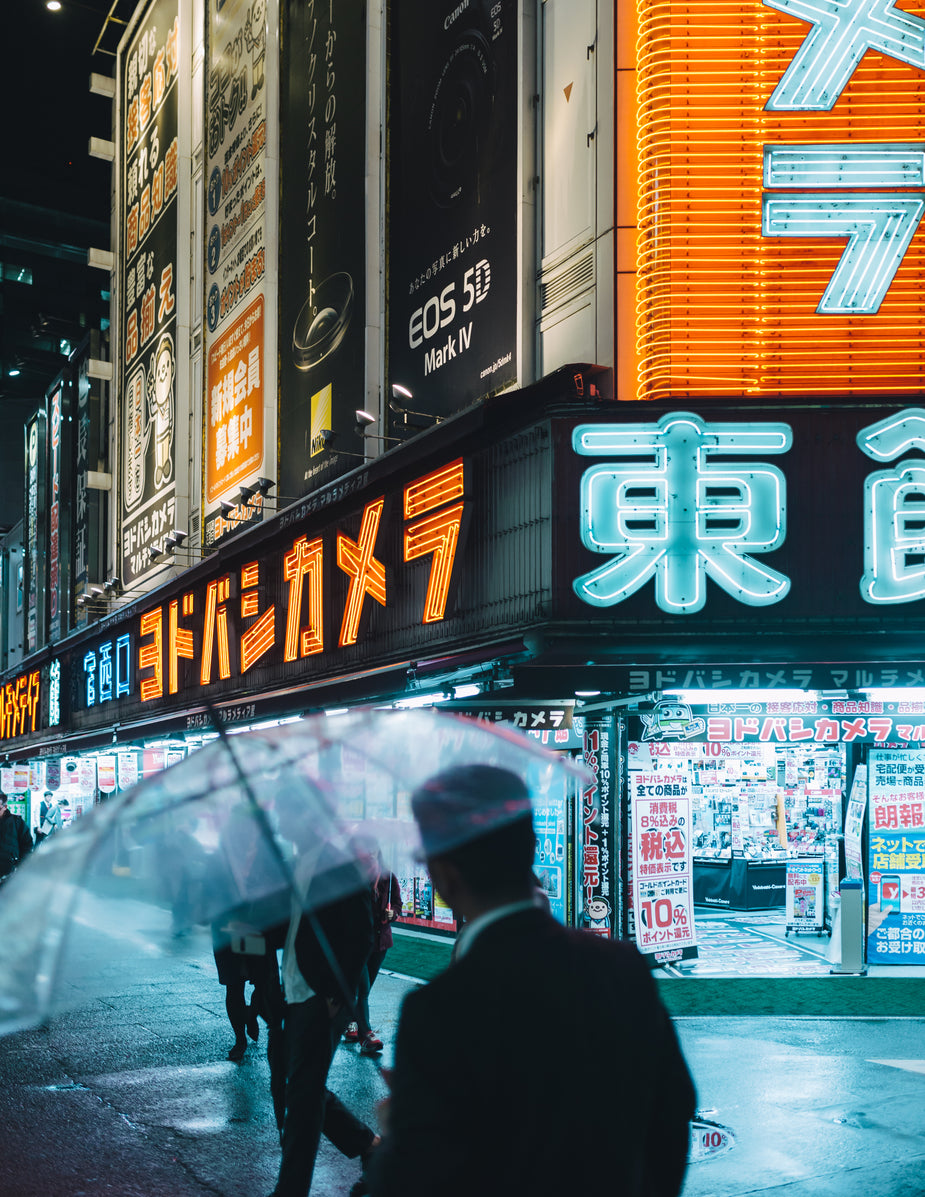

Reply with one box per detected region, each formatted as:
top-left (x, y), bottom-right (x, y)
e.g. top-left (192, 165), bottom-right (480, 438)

top-left (762, 145), bottom-right (925, 313)
top-left (764, 0), bottom-right (925, 111)
top-left (858, 408), bottom-right (925, 603)
top-left (337, 499), bottom-right (387, 646)
top-left (404, 459), bottom-right (466, 624)
top-left (572, 414), bottom-right (792, 614)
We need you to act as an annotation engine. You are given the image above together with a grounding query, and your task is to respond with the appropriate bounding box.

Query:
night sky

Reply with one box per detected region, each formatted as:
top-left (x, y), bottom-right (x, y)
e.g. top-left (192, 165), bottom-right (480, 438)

top-left (4, 1), bottom-right (119, 221)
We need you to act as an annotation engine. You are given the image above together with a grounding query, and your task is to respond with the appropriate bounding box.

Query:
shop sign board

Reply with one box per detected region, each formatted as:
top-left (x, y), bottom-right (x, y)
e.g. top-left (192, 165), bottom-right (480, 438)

top-left (562, 407), bottom-right (925, 654)
top-left (633, 0), bottom-right (925, 400)
top-left (277, 0), bottom-right (367, 501)
top-left (387, 0), bottom-right (518, 421)
top-left (118, 0), bottom-right (181, 586)
top-left (628, 743), bottom-right (698, 960)
top-left (631, 698), bottom-right (925, 748)
top-left (203, 0), bottom-right (277, 545)
top-left (47, 387), bottom-right (64, 642)
top-left (785, 858), bottom-right (824, 931)
top-left (866, 747), bottom-right (925, 964)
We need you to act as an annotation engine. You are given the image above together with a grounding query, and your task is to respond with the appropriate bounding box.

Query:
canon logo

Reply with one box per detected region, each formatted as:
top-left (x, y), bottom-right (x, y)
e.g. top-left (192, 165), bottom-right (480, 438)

top-left (444, 0), bottom-right (469, 30)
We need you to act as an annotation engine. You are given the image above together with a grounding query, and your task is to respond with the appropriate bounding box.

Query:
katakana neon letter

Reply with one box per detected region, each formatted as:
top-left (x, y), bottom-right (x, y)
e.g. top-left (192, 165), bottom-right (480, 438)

top-left (858, 408), bottom-right (925, 603)
top-left (572, 413), bottom-right (792, 614)
top-left (764, 0), bottom-right (925, 111)
top-left (762, 145), bottom-right (925, 314)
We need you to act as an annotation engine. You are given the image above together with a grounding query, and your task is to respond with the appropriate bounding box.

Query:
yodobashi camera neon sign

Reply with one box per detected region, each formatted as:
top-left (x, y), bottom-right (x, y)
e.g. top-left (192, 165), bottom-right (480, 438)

top-left (761, 0), bottom-right (925, 313)
top-left (573, 408), bottom-right (925, 613)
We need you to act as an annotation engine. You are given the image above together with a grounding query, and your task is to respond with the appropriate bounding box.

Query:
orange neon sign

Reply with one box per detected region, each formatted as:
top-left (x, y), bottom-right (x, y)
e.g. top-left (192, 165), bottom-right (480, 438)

top-left (629, 0), bottom-right (925, 399)
top-left (0, 671), bottom-right (41, 741)
top-left (136, 459), bottom-right (470, 702)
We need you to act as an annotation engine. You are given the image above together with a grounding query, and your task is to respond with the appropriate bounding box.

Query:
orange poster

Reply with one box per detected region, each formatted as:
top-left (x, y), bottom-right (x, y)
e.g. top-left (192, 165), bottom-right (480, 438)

top-left (205, 294), bottom-right (265, 501)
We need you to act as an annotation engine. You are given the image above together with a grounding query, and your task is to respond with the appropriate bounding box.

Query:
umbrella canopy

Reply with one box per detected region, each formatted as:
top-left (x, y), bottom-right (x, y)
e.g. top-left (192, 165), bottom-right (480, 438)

top-left (0, 708), bottom-right (589, 1035)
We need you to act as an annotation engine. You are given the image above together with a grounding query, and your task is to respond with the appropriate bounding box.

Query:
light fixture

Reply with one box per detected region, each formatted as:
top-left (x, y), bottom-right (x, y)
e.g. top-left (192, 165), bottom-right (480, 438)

top-left (355, 409), bottom-right (376, 434)
top-left (320, 429), bottom-right (337, 450)
top-left (254, 477), bottom-right (275, 497)
top-left (389, 383), bottom-right (442, 424)
top-left (104, 577), bottom-right (121, 594)
top-left (90, 586), bottom-right (104, 598)
top-left (148, 544), bottom-right (162, 562)
top-left (575, 690), bottom-right (601, 698)
top-left (76, 594), bottom-right (87, 606)
top-left (219, 499), bottom-right (236, 517)
top-left (46, 0), bottom-right (62, 10)
top-left (7, 368), bottom-right (20, 378)
top-left (236, 484), bottom-right (256, 506)
top-left (164, 529), bottom-right (187, 549)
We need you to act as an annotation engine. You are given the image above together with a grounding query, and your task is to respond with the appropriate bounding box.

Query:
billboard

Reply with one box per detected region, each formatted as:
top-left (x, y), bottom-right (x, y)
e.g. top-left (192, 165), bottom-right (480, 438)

top-left (277, 0), bottom-right (368, 501)
top-left (119, 0), bottom-right (181, 586)
top-left (24, 413), bottom-right (47, 655)
top-left (633, 0), bottom-right (925, 399)
top-left (203, 0), bottom-right (277, 547)
top-left (388, 0), bottom-right (518, 421)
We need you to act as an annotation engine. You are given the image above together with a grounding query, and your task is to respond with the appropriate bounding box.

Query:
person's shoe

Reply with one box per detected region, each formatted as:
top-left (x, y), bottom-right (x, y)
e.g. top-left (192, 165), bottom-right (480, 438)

top-left (359, 1032), bottom-right (383, 1055)
top-left (227, 1039), bottom-right (247, 1062)
top-left (343, 1022), bottom-right (360, 1042)
top-left (246, 1010), bottom-right (260, 1042)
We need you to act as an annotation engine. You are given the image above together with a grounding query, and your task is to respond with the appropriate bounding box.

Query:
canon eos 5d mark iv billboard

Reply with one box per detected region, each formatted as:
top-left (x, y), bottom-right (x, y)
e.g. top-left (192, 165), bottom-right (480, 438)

top-left (389, 0), bottom-right (518, 421)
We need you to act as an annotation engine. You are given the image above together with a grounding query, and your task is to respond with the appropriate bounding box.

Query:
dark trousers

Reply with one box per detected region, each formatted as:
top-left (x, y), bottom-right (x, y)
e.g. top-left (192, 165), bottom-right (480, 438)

top-left (356, 948), bottom-right (387, 1036)
top-left (272, 994), bottom-right (374, 1197)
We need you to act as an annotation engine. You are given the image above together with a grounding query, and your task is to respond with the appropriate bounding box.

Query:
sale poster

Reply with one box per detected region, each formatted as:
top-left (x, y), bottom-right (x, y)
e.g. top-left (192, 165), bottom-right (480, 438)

top-left (630, 760), bottom-right (697, 962)
top-left (867, 749), bottom-right (925, 965)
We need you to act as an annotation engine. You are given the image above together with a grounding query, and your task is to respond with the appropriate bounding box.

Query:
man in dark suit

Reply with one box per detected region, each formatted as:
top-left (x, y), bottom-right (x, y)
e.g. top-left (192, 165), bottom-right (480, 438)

top-left (368, 765), bottom-right (696, 1197)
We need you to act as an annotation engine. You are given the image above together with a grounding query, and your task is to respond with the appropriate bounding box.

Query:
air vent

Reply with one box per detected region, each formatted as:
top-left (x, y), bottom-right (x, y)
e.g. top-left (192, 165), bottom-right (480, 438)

top-left (190, 510), bottom-right (201, 545)
top-left (541, 252), bottom-right (595, 315)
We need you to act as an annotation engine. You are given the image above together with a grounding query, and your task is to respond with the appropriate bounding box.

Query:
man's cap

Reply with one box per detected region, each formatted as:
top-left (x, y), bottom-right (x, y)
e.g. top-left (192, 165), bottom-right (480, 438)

top-left (411, 765), bottom-right (532, 858)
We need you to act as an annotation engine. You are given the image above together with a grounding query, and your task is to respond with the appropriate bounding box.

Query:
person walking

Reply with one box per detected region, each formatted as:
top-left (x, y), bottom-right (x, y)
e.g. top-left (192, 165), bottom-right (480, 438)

top-left (345, 837), bottom-right (402, 1056)
top-left (267, 797), bottom-right (379, 1197)
top-left (34, 794), bottom-right (68, 844)
top-left (0, 795), bottom-right (34, 881)
top-left (367, 765), bottom-right (697, 1197)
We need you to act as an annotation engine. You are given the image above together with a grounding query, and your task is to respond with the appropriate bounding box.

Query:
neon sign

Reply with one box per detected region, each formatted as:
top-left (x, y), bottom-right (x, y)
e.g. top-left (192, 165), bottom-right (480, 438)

top-left (573, 414), bottom-right (792, 613)
top-left (0, 671), bottom-right (41, 741)
top-left (135, 459), bottom-right (469, 703)
top-left (83, 636), bottom-right (133, 708)
top-left (858, 408), bottom-right (925, 602)
top-left (762, 0), bottom-right (925, 311)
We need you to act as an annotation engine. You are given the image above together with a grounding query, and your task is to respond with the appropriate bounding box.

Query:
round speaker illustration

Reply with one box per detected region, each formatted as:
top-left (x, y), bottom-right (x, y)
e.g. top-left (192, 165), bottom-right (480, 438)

top-left (292, 272), bottom-right (355, 371)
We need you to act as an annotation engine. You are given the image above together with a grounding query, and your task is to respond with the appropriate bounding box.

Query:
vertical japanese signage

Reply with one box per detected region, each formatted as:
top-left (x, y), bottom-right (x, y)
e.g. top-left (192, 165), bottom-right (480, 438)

top-left (867, 748), bottom-right (925, 965)
top-left (74, 356), bottom-right (91, 600)
top-left (119, 0), bottom-right (180, 585)
top-left (204, 0), bottom-right (276, 546)
top-left (24, 412), bottom-right (47, 654)
top-left (579, 716), bottom-right (616, 936)
top-left (633, 0), bottom-right (925, 399)
top-left (629, 743), bottom-right (697, 962)
top-left (844, 764), bottom-right (867, 880)
top-left (389, 0), bottom-right (518, 419)
top-left (47, 385), bottom-right (69, 643)
top-left (278, 0), bottom-right (367, 500)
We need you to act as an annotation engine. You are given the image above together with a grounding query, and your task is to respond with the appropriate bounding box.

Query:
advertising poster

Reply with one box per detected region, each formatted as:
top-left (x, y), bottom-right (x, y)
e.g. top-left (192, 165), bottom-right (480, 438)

top-left (24, 412), bottom-right (47, 654)
top-left (278, 0), bottom-right (367, 500)
top-left (74, 356), bottom-right (91, 601)
top-left (579, 717), bottom-right (616, 937)
top-left (533, 797), bottom-right (567, 923)
top-left (203, 0), bottom-right (276, 546)
top-left (119, 0), bottom-right (181, 586)
top-left (389, 0), bottom-right (518, 421)
top-left (629, 744), bottom-right (697, 962)
top-left (117, 752), bottom-right (140, 790)
top-left (867, 749), bottom-right (925, 964)
top-left (785, 859), bottom-right (824, 931)
top-left (844, 765), bottom-right (867, 881)
top-left (47, 383), bottom-right (72, 643)
top-left (97, 756), bottom-right (118, 794)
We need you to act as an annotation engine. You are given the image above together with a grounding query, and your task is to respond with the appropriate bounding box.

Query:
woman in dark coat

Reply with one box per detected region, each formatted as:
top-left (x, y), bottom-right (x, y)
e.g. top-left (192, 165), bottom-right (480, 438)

top-left (347, 838), bottom-right (402, 1055)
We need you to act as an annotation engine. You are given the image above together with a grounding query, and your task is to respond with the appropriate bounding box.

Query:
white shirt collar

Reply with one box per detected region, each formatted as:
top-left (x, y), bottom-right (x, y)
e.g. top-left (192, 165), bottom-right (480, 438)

top-left (453, 899), bottom-right (540, 963)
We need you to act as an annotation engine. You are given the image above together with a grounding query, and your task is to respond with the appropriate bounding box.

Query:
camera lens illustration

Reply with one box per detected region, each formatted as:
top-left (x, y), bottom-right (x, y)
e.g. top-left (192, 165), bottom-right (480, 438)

top-left (427, 31), bottom-right (494, 208)
top-left (292, 272), bottom-right (355, 371)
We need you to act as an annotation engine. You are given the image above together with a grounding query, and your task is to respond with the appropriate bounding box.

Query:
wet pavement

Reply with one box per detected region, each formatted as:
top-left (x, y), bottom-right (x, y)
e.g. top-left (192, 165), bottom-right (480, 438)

top-left (0, 918), bottom-right (923, 1195)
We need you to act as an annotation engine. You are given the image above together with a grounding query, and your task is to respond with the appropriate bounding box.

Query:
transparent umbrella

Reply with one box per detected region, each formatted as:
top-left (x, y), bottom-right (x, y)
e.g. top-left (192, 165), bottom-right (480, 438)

top-left (0, 707), bottom-right (588, 1035)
